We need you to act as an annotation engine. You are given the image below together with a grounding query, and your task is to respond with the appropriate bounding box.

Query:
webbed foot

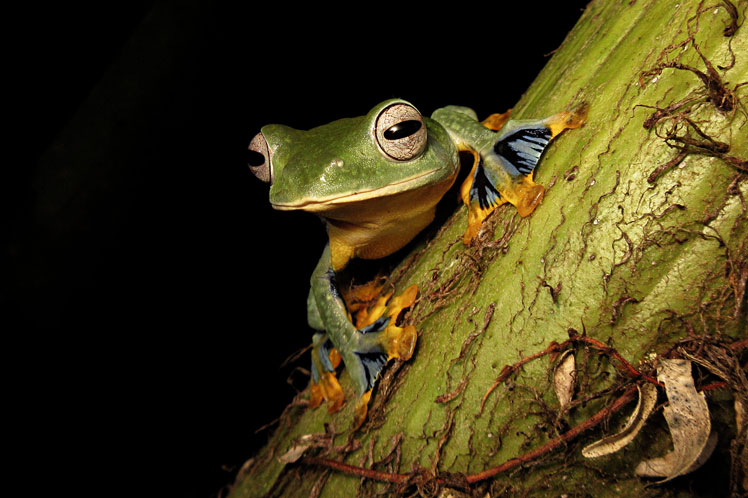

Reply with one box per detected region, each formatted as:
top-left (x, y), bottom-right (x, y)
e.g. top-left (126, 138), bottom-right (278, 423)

top-left (346, 284), bottom-right (418, 429)
top-left (459, 103), bottom-right (588, 243)
top-left (382, 285), bottom-right (419, 361)
top-left (342, 278), bottom-right (387, 324)
top-left (309, 333), bottom-right (345, 413)
top-left (309, 371), bottom-right (345, 413)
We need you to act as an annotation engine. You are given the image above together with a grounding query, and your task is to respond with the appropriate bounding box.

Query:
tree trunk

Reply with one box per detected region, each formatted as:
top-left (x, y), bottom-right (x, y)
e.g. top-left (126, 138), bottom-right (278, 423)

top-left (231, 1), bottom-right (747, 496)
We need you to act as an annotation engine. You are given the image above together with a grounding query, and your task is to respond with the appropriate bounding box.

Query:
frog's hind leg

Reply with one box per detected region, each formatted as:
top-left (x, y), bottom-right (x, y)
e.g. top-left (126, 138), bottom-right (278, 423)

top-left (345, 284), bottom-right (418, 429)
top-left (309, 333), bottom-right (345, 413)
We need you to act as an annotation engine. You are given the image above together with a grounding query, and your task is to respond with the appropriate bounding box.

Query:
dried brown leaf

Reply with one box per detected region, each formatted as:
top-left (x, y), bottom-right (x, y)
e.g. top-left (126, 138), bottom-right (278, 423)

top-left (635, 359), bottom-right (712, 482)
top-left (582, 382), bottom-right (658, 458)
top-left (553, 350), bottom-right (576, 411)
top-left (636, 432), bottom-right (717, 477)
top-left (278, 434), bottom-right (320, 463)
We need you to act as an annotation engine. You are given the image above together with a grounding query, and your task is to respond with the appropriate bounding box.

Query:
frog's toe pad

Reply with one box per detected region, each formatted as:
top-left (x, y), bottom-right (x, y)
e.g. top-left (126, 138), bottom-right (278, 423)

top-left (387, 284), bottom-right (418, 319)
top-left (547, 102), bottom-right (589, 137)
top-left (481, 110), bottom-right (512, 131)
top-left (385, 324), bottom-right (417, 361)
top-left (463, 203), bottom-right (498, 244)
top-left (309, 382), bottom-right (324, 410)
top-left (310, 371), bottom-right (345, 413)
top-left (352, 390), bottom-right (372, 430)
top-left (515, 182), bottom-right (546, 218)
top-left (383, 284), bottom-right (418, 360)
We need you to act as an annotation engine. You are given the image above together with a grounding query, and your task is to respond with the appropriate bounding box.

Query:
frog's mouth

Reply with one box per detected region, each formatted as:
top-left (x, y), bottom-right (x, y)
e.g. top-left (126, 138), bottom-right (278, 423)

top-left (271, 168), bottom-right (450, 212)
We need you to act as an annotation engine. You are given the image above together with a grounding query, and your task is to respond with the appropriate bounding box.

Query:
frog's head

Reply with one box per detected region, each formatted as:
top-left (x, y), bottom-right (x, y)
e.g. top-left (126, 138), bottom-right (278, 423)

top-left (248, 99), bottom-right (458, 213)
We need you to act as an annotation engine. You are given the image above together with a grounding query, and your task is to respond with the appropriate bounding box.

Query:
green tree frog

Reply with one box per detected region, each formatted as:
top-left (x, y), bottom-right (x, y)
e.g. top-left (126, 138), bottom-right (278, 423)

top-left (248, 99), bottom-right (587, 428)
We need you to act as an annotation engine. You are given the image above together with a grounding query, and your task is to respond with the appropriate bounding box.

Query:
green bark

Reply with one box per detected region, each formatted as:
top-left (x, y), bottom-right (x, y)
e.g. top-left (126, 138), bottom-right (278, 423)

top-left (232, 0), bottom-right (747, 496)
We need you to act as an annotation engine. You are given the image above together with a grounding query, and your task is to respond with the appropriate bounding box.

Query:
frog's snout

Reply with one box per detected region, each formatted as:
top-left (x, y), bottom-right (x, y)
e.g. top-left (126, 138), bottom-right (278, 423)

top-left (248, 132), bottom-right (272, 183)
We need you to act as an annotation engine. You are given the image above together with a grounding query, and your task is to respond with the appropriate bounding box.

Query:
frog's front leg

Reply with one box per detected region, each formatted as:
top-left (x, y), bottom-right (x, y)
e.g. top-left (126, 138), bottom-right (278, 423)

top-left (307, 245), bottom-right (417, 429)
top-left (438, 103), bottom-right (588, 243)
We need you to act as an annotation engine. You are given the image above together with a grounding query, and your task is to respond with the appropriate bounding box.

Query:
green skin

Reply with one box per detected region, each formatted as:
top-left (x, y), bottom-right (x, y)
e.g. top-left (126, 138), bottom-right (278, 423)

top-left (255, 98), bottom-right (544, 402)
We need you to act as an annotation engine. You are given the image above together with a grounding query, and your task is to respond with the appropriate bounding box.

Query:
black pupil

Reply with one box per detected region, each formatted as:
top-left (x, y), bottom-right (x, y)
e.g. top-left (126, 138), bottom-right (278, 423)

top-left (247, 149), bottom-right (266, 167)
top-left (384, 120), bottom-right (422, 140)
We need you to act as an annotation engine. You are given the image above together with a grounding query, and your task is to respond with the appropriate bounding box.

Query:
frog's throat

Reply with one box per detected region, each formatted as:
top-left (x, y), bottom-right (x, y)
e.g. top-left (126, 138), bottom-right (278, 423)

top-left (323, 170), bottom-right (459, 270)
top-left (271, 168), bottom-right (446, 212)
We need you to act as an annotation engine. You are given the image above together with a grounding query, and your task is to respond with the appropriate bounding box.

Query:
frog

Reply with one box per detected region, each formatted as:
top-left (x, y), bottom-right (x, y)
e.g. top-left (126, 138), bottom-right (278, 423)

top-left (248, 98), bottom-right (587, 428)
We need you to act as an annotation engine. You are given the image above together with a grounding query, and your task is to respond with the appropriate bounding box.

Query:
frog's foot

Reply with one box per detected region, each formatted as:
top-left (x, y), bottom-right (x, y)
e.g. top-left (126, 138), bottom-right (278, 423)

top-left (309, 334), bottom-right (345, 413)
top-left (346, 327), bottom-right (417, 430)
top-left (345, 285), bottom-right (418, 428)
top-left (309, 371), bottom-right (345, 413)
top-left (358, 284), bottom-right (418, 360)
top-left (342, 278), bottom-right (387, 320)
top-left (351, 287), bottom-right (391, 330)
top-left (353, 283), bottom-right (418, 331)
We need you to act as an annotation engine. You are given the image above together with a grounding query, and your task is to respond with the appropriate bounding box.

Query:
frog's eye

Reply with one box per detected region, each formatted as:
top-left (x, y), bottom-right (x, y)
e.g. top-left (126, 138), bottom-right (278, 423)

top-left (375, 103), bottom-right (427, 161)
top-left (248, 132), bottom-right (272, 183)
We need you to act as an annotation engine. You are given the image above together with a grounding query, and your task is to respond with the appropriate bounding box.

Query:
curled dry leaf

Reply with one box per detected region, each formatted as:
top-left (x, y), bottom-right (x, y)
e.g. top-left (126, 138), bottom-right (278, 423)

top-left (636, 432), bottom-right (718, 478)
top-left (582, 382), bottom-right (658, 458)
top-left (278, 434), bottom-right (319, 463)
top-left (635, 359), bottom-right (713, 482)
top-left (553, 350), bottom-right (576, 411)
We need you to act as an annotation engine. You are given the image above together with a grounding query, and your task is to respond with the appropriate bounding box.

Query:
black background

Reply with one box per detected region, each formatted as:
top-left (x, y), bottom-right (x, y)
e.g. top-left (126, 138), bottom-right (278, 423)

top-left (7, 1), bottom-right (588, 496)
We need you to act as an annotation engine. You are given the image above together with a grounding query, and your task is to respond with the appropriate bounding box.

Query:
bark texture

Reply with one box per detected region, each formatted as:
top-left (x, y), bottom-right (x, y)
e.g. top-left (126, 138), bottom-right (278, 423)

top-left (231, 1), bottom-right (747, 496)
